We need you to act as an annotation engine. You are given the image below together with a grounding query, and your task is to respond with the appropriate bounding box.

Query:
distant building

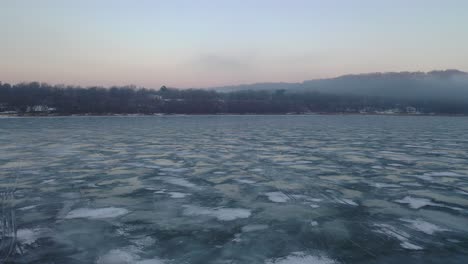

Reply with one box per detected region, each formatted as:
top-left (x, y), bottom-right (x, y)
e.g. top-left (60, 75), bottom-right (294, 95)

top-left (26, 105), bottom-right (56, 113)
top-left (0, 110), bottom-right (18, 115)
top-left (405, 106), bottom-right (417, 113)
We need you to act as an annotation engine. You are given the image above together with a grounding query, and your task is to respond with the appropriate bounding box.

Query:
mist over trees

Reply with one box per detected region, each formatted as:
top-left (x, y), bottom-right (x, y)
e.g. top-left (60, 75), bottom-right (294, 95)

top-left (1, 70), bottom-right (468, 115)
top-left (214, 70), bottom-right (468, 100)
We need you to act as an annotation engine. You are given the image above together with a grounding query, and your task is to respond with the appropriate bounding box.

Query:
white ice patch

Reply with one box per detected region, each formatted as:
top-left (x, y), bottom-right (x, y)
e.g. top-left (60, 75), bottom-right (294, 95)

top-left (310, 221), bottom-right (319, 227)
top-left (96, 249), bottom-right (164, 264)
top-left (126, 162), bottom-right (160, 169)
top-left (144, 165), bottom-right (161, 169)
top-left (41, 179), bottom-right (55, 184)
top-left (266, 192), bottom-right (290, 203)
top-left (168, 192), bottom-right (189, 198)
top-left (266, 252), bottom-right (338, 264)
top-left (394, 196), bottom-right (438, 209)
top-left (373, 223), bottom-right (422, 250)
top-left (163, 178), bottom-right (199, 189)
top-left (388, 163), bottom-right (404, 167)
top-left (394, 196), bottom-right (461, 210)
top-left (456, 190), bottom-right (468, 196)
top-left (97, 249), bottom-right (136, 264)
top-left (279, 160), bottom-right (313, 166)
top-left (400, 218), bottom-right (448, 235)
top-left (137, 260), bottom-right (166, 264)
top-left (400, 182), bottom-right (422, 187)
top-left (335, 198), bottom-right (358, 206)
top-left (116, 227), bottom-right (128, 236)
top-left (131, 236), bottom-right (156, 249)
top-left (242, 224), bottom-right (268, 232)
top-left (72, 180), bottom-right (85, 184)
top-left (18, 205), bottom-right (38, 211)
top-left (16, 228), bottom-right (46, 245)
top-left (232, 233), bottom-right (242, 243)
top-left (373, 183), bottom-right (400, 188)
top-left (416, 171), bottom-right (463, 182)
top-left (400, 242), bottom-right (423, 250)
top-left (423, 171), bottom-right (461, 177)
top-left (182, 205), bottom-right (251, 221)
top-left (235, 179), bottom-right (257, 184)
top-left (308, 198), bottom-right (323, 203)
top-left (291, 195), bottom-right (322, 203)
top-left (414, 175), bottom-right (434, 181)
top-left (341, 199), bottom-right (358, 206)
top-left (159, 168), bottom-right (188, 173)
top-left (65, 207), bottom-right (129, 219)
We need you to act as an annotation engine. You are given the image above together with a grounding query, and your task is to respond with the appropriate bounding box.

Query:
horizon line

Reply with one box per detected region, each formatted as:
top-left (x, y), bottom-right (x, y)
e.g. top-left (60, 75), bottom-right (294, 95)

top-left (2, 68), bottom-right (467, 90)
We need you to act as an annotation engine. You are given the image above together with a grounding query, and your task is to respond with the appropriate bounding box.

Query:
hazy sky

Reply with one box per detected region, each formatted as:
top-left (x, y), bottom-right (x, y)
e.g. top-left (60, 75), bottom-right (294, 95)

top-left (1, 0), bottom-right (468, 88)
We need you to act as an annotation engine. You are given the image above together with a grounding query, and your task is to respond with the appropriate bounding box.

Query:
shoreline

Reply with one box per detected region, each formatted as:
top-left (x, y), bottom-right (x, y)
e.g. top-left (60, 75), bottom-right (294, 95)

top-left (1, 112), bottom-right (468, 118)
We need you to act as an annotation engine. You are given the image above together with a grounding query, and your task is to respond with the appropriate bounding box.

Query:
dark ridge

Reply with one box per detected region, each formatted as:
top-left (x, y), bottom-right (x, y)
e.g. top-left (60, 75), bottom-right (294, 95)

top-left (1, 70), bottom-right (468, 115)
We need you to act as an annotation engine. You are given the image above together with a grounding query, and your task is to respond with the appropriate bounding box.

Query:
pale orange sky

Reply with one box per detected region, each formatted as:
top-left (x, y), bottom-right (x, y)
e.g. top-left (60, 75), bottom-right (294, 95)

top-left (1, 0), bottom-right (468, 88)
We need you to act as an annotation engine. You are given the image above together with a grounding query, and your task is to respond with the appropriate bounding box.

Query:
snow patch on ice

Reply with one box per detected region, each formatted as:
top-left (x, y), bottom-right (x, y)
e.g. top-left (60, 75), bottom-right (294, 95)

top-left (16, 228), bottom-right (46, 245)
top-left (394, 196), bottom-right (461, 211)
top-left (242, 224), bottom-right (268, 232)
top-left (266, 192), bottom-right (290, 203)
top-left (400, 241), bottom-right (423, 250)
top-left (182, 205), bottom-right (251, 221)
top-left (168, 192), bottom-right (189, 198)
top-left (159, 167), bottom-right (188, 173)
top-left (126, 162), bottom-right (160, 169)
top-left (395, 196), bottom-right (438, 209)
top-left (400, 182), bottom-right (422, 187)
top-left (18, 205), bottom-right (38, 211)
top-left (342, 199), bottom-right (358, 206)
top-left (373, 223), bottom-right (422, 250)
top-left (291, 195), bottom-right (322, 203)
top-left (65, 207), bottom-right (129, 219)
top-left (414, 175), bottom-right (434, 181)
top-left (266, 252), bottom-right (338, 264)
top-left (96, 249), bottom-right (165, 264)
top-left (334, 198), bottom-right (358, 206)
top-left (279, 160), bottom-right (313, 166)
top-left (232, 233), bottom-right (242, 243)
top-left (163, 178), bottom-right (199, 189)
top-left (373, 183), bottom-right (400, 188)
top-left (424, 171), bottom-right (461, 177)
top-left (416, 171), bottom-right (463, 182)
top-left (235, 179), bottom-right (257, 184)
top-left (400, 218), bottom-right (448, 235)
top-left (41, 179), bottom-right (55, 184)
top-left (308, 198), bottom-right (323, 203)
top-left (131, 236), bottom-right (156, 249)
top-left (97, 249), bottom-right (136, 264)
top-left (310, 221), bottom-right (319, 227)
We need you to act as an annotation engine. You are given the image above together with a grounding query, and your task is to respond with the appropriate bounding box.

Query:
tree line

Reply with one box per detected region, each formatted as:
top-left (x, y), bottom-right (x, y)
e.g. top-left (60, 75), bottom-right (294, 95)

top-left (1, 81), bottom-right (467, 115)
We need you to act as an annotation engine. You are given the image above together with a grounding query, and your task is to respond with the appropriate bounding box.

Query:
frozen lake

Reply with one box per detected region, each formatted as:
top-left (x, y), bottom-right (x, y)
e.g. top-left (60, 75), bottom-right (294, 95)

top-left (1, 115), bottom-right (467, 263)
